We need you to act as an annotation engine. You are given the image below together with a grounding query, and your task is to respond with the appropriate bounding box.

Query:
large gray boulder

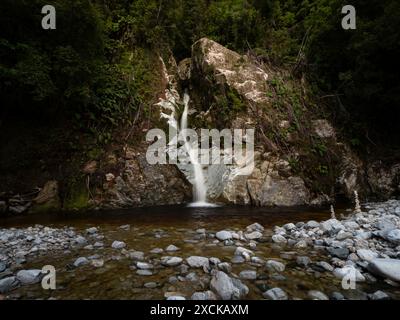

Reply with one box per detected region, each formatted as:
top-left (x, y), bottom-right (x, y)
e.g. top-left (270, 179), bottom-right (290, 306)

top-left (210, 271), bottom-right (248, 300)
top-left (368, 258), bottom-right (400, 282)
top-left (186, 256), bottom-right (209, 269)
top-left (0, 276), bottom-right (19, 293)
top-left (16, 269), bottom-right (43, 285)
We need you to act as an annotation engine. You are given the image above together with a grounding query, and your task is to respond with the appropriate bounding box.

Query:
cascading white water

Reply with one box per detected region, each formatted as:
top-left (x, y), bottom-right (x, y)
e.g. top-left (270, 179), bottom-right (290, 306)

top-left (180, 93), bottom-right (213, 206)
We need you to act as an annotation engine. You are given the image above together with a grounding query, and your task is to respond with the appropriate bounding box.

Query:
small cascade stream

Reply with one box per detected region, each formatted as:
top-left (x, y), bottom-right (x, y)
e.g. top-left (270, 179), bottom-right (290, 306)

top-left (180, 93), bottom-right (211, 206)
top-left (159, 88), bottom-right (216, 207)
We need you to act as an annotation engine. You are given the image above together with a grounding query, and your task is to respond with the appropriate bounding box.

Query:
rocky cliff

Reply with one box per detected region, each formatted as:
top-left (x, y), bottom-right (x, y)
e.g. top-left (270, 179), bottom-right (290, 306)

top-left (154, 38), bottom-right (399, 207)
top-left (2, 38), bottom-right (399, 214)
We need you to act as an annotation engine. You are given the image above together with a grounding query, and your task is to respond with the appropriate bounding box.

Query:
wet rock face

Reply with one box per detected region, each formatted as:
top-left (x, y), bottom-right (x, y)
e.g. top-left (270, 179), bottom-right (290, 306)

top-left (192, 38), bottom-right (268, 106)
top-left (336, 144), bottom-right (366, 200)
top-left (221, 155), bottom-right (311, 206)
top-left (31, 180), bottom-right (60, 212)
top-left (184, 38), bottom-right (316, 206)
top-left (102, 151), bottom-right (191, 208)
top-left (257, 175), bottom-right (310, 207)
top-left (367, 162), bottom-right (400, 200)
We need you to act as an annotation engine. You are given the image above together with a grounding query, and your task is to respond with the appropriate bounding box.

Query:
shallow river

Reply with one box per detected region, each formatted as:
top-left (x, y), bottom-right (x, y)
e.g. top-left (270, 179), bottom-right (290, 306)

top-left (1, 205), bottom-right (399, 300)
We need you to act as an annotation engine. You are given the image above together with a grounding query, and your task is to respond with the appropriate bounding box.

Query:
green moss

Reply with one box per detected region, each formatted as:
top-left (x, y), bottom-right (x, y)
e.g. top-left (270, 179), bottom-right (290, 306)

top-left (30, 199), bottom-right (61, 214)
top-left (63, 181), bottom-right (90, 210)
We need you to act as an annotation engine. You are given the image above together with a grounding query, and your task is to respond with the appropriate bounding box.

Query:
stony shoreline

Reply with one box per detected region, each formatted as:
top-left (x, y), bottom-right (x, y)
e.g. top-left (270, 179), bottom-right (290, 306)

top-left (1, 200), bottom-right (400, 300)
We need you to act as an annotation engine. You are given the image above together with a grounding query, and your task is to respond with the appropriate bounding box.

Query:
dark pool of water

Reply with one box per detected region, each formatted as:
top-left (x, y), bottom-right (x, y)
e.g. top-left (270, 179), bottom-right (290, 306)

top-left (0, 204), bottom-right (334, 229)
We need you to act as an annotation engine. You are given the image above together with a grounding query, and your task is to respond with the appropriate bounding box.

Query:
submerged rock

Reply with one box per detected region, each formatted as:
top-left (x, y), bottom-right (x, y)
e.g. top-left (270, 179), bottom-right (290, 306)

top-left (263, 288), bottom-right (288, 300)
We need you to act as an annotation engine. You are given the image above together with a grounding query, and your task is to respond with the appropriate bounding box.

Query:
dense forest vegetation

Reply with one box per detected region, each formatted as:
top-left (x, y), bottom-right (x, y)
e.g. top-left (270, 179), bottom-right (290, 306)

top-left (1, 0), bottom-right (399, 178)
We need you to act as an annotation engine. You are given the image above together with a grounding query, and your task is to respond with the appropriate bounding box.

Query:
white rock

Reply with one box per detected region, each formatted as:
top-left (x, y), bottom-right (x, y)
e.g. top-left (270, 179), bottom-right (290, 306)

top-left (294, 240), bottom-right (308, 248)
top-left (263, 287), bottom-right (288, 300)
top-left (272, 234), bottom-right (287, 244)
top-left (234, 246), bottom-right (254, 257)
top-left (368, 258), bottom-right (400, 282)
top-left (186, 256), bottom-right (209, 269)
top-left (265, 260), bottom-right (285, 273)
top-left (357, 249), bottom-right (378, 262)
top-left (369, 290), bottom-right (390, 300)
top-left (210, 271), bottom-right (248, 300)
top-left (73, 257), bottom-right (89, 267)
top-left (321, 219), bottom-right (345, 235)
top-left (343, 221), bottom-right (360, 230)
top-left (215, 231), bottom-right (232, 241)
top-left (245, 231), bottom-right (262, 240)
top-left (191, 291), bottom-right (217, 300)
top-left (333, 265), bottom-right (365, 282)
top-left (165, 244), bottom-right (180, 252)
top-left (316, 261), bottom-right (334, 272)
top-left (306, 220), bottom-right (320, 228)
top-left (308, 290), bottom-right (329, 300)
top-left (91, 259), bottom-right (104, 268)
top-left (246, 223), bottom-right (264, 232)
top-left (161, 256), bottom-right (183, 267)
top-left (111, 241), bottom-right (126, 249)
top-left (137, 262), bottom-right (153, 270)
top-left (386, 229), bottom-right (400, 244)
top-left (283, 223), bottom-right (296, 231)
top-left (167, 296), bottom-right (186, 300)
top-left (86, 227), bottom-right (98, 234)
top-left (239, 270), bottom-right (257, 280)
top-left (16, 269), bottom-right (42, 284)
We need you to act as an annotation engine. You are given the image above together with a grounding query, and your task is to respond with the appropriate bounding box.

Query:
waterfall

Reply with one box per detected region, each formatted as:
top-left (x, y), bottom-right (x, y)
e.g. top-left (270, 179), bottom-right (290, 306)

top-left (180, 93), bottom-right (211, 206)
top-left (156, 76), bottom-right (218, 206)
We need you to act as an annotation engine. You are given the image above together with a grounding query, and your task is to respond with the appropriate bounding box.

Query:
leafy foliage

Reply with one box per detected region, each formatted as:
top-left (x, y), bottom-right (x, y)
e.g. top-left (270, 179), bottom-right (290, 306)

top-left (1, 0), bottom-right (399, 146)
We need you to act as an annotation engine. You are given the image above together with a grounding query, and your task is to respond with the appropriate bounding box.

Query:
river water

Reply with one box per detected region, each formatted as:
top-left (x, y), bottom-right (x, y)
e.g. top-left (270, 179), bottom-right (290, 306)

top-left (1, 205), bottom-right (399, 300)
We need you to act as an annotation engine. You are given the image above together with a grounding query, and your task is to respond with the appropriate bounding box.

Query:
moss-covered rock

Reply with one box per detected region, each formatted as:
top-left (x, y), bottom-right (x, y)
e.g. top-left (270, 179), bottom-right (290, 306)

top-left (30, 180), bottom-right (61, 213)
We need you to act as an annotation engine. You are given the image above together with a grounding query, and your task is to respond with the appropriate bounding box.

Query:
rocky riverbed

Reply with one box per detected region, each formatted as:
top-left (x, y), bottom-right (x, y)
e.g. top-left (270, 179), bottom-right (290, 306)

top-left (0, 201), bottom-right (400, 300)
